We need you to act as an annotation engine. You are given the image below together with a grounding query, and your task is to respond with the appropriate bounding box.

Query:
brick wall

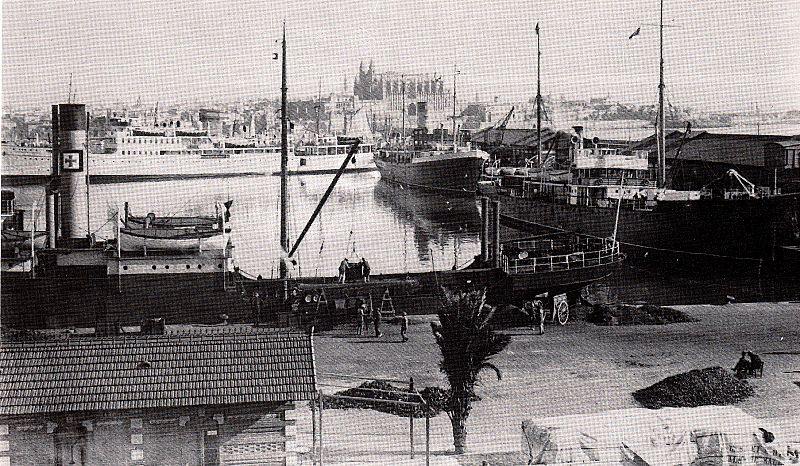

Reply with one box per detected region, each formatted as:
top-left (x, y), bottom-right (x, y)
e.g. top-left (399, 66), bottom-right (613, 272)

top-left (0, 402), bottom-right (299, 466)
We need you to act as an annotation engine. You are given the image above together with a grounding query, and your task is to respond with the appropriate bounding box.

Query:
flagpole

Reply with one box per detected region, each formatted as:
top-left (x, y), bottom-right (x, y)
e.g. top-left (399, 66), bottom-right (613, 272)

top-left (657, 0), bottom-right (666, 188)
top-left (536, 23), bottom-right (542, 166)
top-left (452, 64), bottom-right (456, 150)
top-left (280, 21), bottom-right (289, 280)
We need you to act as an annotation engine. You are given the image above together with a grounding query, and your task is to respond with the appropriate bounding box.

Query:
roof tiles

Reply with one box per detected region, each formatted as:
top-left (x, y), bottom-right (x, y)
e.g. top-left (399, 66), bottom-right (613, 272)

top-left (0, 331), bottom-right (316, 416)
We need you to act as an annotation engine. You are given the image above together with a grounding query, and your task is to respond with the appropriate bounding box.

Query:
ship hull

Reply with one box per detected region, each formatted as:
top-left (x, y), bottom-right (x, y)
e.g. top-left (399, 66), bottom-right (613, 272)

top-left (283, 151), bottom-right (377, 175)
top-left (495, 193), bottom-right (800, 265)
top-left (374, 152), bottom-right (486, 192)
top-left (2, 149), bottom-right (374, 182)
top-left (1, 273), bottom-right (252, 329)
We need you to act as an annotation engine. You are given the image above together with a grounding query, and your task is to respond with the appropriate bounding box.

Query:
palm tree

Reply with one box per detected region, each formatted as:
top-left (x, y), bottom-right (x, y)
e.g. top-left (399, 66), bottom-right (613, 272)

top-left (430, 288), bottom-right (512, 454)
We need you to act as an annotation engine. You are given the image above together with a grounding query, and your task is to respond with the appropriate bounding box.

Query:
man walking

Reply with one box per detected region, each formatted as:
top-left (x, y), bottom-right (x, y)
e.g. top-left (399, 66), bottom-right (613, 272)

top-left (372, 305), bottom-right (383, 338)
top-left (399, 312), bottom-right (409, 342)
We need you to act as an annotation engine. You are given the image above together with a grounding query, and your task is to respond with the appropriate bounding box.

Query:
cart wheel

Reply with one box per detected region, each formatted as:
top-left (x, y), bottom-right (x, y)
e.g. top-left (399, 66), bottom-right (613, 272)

top-left (556, 300), bottom-right (569, 325)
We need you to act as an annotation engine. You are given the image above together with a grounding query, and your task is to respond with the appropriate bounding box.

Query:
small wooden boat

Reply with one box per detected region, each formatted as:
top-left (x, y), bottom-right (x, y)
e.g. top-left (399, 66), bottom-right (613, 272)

top-left (124, 200), bottom-right (232, 230)
top-left (1, 229), bottom-right (47, 251)
top-left (119, 226), bottom-right (227, 252)
top-left (126, 213), bottom-right (219, 230)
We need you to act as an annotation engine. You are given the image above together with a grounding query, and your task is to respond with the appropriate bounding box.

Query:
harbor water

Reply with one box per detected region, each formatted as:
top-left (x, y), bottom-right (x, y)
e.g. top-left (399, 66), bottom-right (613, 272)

top-left (7, 171), bottom-right (799, 306)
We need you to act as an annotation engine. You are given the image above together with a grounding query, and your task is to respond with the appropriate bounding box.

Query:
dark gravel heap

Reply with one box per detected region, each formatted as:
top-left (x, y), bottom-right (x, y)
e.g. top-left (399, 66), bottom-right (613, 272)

top-left (588, 303), bottom-right (698, 326)
top-left (633, 366), bottom-right (755, 409)
top-left (322, 380), bottom-right (447, 418)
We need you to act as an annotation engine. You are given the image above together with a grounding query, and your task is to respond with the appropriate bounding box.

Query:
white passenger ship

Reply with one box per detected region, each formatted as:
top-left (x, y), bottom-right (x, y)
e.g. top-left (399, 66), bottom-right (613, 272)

top-left (3, 128), bottom-right (376, 180)
top-left (293, 136), bottom-right (376, 175)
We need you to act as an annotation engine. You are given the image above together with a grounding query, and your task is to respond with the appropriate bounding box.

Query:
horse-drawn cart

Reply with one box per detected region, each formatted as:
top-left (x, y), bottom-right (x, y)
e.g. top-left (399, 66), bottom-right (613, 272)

top-left (522, 292), bottom-right (570, 326)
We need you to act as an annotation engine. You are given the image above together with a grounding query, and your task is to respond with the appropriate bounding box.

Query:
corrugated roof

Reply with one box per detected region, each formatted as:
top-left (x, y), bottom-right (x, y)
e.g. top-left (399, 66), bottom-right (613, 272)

top-left (0, 331), bottom-right (316, 416)
top-left (632, 131), bottom-right (794, 167)
top-left (767, 140), bottom-right (800, 149)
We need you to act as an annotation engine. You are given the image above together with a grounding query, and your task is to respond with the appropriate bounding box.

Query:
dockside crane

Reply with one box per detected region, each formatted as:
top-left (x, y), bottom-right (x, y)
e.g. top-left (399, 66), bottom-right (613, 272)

top-left (483, 106), bottom-right (514, 146)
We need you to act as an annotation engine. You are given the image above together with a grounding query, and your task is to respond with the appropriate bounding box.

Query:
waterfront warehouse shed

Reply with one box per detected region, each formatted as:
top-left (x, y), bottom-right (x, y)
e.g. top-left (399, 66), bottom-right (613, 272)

top-left (0, 330), bottom-right (316, 466)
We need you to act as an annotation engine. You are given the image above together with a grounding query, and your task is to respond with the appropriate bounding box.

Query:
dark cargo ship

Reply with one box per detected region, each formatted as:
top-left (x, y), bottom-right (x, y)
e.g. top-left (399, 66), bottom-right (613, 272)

top-left (484, 133), bottom-right (800, 268)
top-left (375, 124), bottom-right (489, 193)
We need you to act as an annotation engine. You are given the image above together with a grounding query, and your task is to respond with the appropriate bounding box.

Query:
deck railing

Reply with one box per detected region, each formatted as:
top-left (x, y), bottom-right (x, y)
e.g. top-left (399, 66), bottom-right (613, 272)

top-left (501, 240), bottom-right (621, 275)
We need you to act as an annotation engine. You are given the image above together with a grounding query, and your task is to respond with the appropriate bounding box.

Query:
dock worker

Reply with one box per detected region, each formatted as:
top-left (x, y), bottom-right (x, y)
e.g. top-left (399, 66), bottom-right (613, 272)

top-left (361, 257), bottom-right (371, 282)
top-left (733, 351), bottom-right (751, 379)
top-left (357, 302), bottom-right (368, 336)
top-left (399, 312), bottom-right (409, 342)
top-left (747, 351), bottom-right (763, 377)
top-left (372, 305), bottom-right (383, 338)
top-left (537, 302), bottom-right (546, 335)
top-left (338, 258), bottom-right (349, 284)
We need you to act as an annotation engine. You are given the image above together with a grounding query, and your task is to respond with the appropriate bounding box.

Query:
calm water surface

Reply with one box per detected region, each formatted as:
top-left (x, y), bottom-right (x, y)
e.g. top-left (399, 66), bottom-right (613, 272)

top-left (8, 171), bottom-right (799, 305)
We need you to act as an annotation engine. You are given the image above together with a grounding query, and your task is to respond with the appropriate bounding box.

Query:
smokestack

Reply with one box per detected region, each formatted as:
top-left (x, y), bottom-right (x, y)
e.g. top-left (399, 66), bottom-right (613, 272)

top-left (52, 103), bottom-right (89, 246)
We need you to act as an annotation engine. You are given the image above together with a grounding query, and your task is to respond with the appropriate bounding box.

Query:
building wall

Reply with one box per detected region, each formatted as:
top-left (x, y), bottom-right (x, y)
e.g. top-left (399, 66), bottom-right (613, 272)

top-left (765, 144), bottom-right (800, 192)
top-left (0, 402), bottom-right (298, 466)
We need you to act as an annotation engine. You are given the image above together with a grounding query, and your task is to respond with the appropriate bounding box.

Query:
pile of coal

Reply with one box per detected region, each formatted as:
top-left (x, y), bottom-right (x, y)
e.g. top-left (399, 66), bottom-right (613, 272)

top-left (633, 366), bottom-right (754, 409)
top-left (323, 380), bottom-right (447, 418)
top-left (588, 304), bottom-right (697, 326)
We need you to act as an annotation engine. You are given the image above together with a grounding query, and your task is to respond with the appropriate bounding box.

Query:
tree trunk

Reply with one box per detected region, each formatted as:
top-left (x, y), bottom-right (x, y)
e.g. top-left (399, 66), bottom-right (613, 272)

top-left (450, 409), bottom-right (468, 454)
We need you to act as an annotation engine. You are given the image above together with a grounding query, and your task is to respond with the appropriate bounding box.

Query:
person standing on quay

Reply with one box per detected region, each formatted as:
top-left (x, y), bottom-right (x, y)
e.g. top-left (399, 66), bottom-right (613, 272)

top-left (399, 312), bottom-right (409, 342)
top-left (338, 258), bottom-right (349, 284)
top-left (372, 305), bottom-right (383, 337)
top-left (357, 302), bottom-right (367, 336)
top-left (360, 257), bottom-right (371, 282)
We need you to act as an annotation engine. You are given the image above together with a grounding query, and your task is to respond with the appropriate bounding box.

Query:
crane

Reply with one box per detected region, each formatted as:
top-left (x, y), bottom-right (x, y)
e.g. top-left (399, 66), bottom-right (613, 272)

top-left (482, 106), bottom-right (515, 146)
top-left (494, 106), bottom-right (515, 146)
top-left (727, 169), bottom-right (760, 198)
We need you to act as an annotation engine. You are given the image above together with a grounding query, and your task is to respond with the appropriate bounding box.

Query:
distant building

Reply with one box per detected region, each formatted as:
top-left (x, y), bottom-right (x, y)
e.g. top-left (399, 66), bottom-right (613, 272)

top-left (0, 330), bottom-right (316, 466)
top-left (352, 61), bottom-right (456, 134)
top-left (633, 131), bottom-right (797, 191)
top-left (765, 140), bottom-right (800, 193)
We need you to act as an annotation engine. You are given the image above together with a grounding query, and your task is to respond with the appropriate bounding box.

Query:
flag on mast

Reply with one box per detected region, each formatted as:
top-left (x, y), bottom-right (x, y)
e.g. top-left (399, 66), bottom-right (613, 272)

top-left (535, 22), bottom-right (539, 35)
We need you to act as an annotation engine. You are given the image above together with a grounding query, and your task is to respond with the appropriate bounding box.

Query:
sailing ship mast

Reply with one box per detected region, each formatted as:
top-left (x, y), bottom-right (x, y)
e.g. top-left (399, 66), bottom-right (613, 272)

top-left (401, 74), bottom-right (406, 147)
top-left (280, 21), bottom-right (289, 278)
top-left (656, 0), bottom-right (666, 188)
top-left (316, 79), bottom-right (321, 135)
top-left (452, 65), bottom-right (458, 150)
top-left (536, 23), bottom-right (542, 165)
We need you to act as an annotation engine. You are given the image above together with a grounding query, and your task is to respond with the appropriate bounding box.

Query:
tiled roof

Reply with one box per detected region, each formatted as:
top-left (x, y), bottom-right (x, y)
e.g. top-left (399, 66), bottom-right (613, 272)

top-left (0, 331), bottom-right (316, 416)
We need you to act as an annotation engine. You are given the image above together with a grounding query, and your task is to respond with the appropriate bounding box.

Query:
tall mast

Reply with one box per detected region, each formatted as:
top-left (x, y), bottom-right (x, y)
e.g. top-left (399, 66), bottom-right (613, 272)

top-left (280, 21), bottom-right (289, 273)
top-left (657, 0), bottom-right (666, 188)
top-left (452, 65), bottom-right (458, 149)
top-left (401, 74), bottom-right (406, 146)
top-left (316, 79), bottom-right (321, 135)
top-left (536, 23), bottom-right (542, 165)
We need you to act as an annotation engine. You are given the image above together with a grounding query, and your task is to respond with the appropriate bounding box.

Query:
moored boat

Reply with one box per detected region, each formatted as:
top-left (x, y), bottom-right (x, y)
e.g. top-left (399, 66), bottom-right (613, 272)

top-left (118, 227), bottom-right (228, 252)
top-left (292, 135), bottom-right (377, 175)
top-left (374, 141), bottom-right (489, 193)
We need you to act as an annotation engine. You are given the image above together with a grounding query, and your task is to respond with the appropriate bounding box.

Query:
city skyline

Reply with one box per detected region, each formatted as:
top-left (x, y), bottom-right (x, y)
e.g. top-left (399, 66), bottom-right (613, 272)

top-left (2, 0), bottom-right (799, 112)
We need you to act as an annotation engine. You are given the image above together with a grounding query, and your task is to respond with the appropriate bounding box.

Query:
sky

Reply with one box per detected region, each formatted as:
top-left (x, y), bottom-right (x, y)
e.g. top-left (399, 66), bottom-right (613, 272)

top-left (2, 0), bottom-right (799, 112)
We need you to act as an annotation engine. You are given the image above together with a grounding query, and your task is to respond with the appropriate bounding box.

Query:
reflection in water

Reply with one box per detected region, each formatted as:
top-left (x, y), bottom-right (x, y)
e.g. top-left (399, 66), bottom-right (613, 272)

top-left (372, 181), bottom-right (481, 266)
